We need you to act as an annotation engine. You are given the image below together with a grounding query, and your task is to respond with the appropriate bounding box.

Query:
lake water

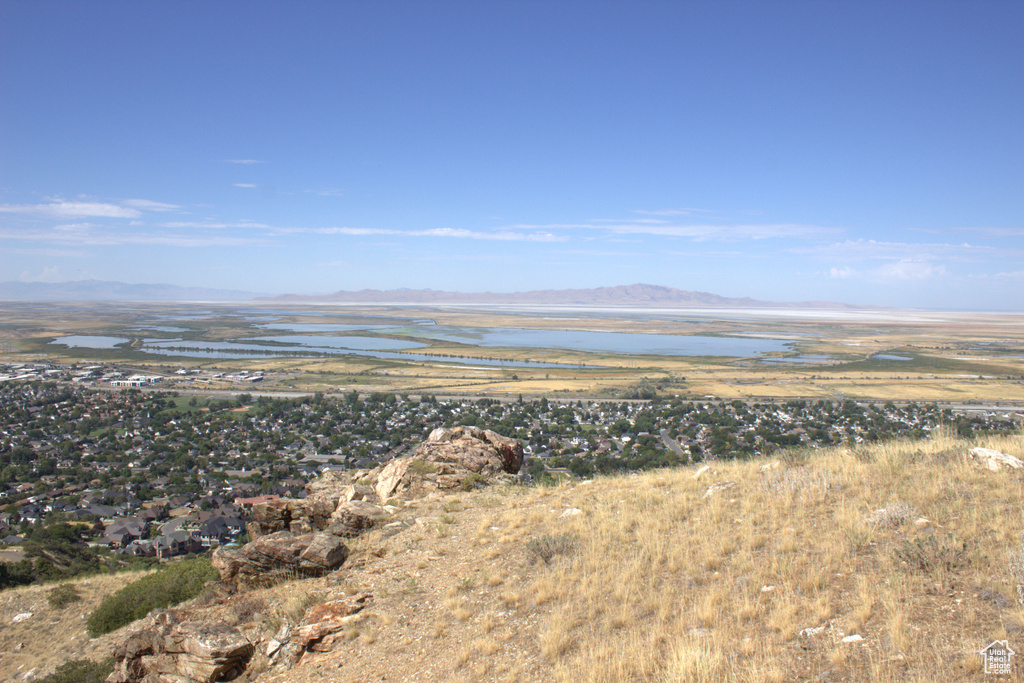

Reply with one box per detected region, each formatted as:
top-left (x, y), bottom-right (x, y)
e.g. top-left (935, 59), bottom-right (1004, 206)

top-left (52, 335), bottom-right (131, 349)
top-left (49, 335), bottom-right (579, 368)
top-left (50, 311), bottom-right (797, 367)
top-left (412, 326), bottom-right (791, 357)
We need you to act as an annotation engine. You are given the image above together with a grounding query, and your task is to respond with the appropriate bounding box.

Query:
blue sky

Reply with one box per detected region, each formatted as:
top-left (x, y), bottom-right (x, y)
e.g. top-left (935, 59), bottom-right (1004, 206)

top-left (1, 1), bottom-right (1022, 310)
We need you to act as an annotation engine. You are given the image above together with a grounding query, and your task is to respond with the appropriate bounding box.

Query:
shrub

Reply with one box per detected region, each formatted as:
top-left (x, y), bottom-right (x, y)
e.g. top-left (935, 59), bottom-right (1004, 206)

top-left (86, 557), bottom-right (218, 637)
top-left (460, 472), bottom-right (485, 491)
top-left (893, 534), bottom-right (971, 573)
top-left (867, 501), bottom-right (916, 529)
top-left (37, 657), bottom-right (114, 683)
top-left (47, 583), bottom-right (82, 608)
top-left (526, 534), bottom-right (576, 565)
top-left (409, 459), bottom-right (438, 475)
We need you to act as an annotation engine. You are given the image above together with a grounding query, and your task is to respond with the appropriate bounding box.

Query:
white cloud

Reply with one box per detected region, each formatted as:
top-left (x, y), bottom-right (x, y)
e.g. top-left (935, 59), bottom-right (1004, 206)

top-left (121, 198), bottom-right (179, 212)
top-left (0, 201), bottom-right (141, 219)
top-left (0, 198), bottom-right (181, 219)
top-left (633, 207), bottom-right (721, 217)
top-left (876, 260), bottom-right (947, 281)
top-left (284, 226), bottom-right (565, 242)
top-left (799, 238), bottom-right (1018, 261)
top-left (826, 260), bottom-right (946, 283)
top-left (601, 222), bottom-right (837, 240)
top-left (0, 225), bottom-right (263, 247)
top-left (19, 266), bottom-right (62, 282)
top-left (504, 220), bottom-right (840, 241)
top-left (161, 220), bottom-right (271, 229)
top-left (234, 183), bottom-right (257, 188)
top-left (973, 270), bottom-right (1024, 280)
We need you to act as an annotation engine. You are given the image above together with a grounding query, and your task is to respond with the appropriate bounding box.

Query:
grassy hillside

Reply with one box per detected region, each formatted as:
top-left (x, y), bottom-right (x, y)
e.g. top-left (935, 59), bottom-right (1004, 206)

top-left (260, 430), bottom-right (1024, 682)
top-left (0, 571), bottom-right (145, 680)
top-left (7, 431), bottom-right (1024, 682)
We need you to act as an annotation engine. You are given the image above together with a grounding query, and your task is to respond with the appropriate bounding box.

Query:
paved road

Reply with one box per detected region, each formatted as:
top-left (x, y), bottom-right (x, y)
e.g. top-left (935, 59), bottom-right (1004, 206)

top-left (660, 429), bottom-right (685, 458)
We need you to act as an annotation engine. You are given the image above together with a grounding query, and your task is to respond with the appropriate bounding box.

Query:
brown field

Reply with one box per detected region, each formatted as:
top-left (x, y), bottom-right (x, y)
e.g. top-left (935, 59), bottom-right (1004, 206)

top-left (2, 302), bottom-right (1024, 403)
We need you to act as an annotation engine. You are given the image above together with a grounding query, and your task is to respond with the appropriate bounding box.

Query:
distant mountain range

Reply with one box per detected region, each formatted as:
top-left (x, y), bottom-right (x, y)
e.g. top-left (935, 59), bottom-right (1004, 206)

top-left (0, 280), bottom-right (853, 308)
top-left (264, 283), bottom-right (853, 308)
top-left (0, 280), bottom-right (256, 302)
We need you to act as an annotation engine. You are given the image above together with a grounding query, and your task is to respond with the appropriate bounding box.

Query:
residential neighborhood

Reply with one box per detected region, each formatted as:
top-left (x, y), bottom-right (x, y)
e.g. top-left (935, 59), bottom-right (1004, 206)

top-left (1, 365), bottom-right (1021, 577)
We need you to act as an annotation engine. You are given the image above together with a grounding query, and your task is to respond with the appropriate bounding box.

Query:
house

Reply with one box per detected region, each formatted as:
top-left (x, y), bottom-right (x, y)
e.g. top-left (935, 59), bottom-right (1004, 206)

top-left (197, 516), bottom-right (245, 548)
top-left (121, 539), bottom-right (156, 557)
top-left (101, 516), bottom-right (149, 548)
top-left (154, 530), bottom-right (203, 558)
top-left (18, 504), bottom-right (41, 523)
top-left (100, 528), bottom-right (134, 549)
top-left (233, 494), bottom-right (280, 509)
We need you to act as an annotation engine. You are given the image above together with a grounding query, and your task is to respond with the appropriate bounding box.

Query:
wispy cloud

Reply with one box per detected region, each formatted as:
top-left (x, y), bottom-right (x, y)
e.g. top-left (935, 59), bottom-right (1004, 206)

top-left (0, 201), bottom-right (141, 219)
top-left (503, 219), bottom-right (841, 241)
top-left (0, 226), bottom-right (264, 247)
top-left (600, 222), bottom-right (837, 240)
top-left (800, 238), bottom-right (1019, 261)
top-left (0, 198), bottom-right (182, 219)
top-left (829, 266), bottom-right (856, 279)
top-left (121, 198), bottom-right (179, 212)
top-left (877, 260), bottom-right (948, 281)
top-left (161, 220), bottom-right (271, 229)
top-left (633, 207), bottom-right (722, 217)
top-left (233, 183), bottom-right (257, 189)
top-left (19, 266), bottom-right (62, 282)
top-left (827, 259), bottom-right (948, 282)
top-left (907, 226), bottom-right (1024, 239)
top-left (283, 226), bottom-right (565, 242)
top-left (304, 187), bottom-right (345, 197)
top-left (224, 159), bottom-right (264, 165)
top-left (970, 270), bottom-right (1024, 280)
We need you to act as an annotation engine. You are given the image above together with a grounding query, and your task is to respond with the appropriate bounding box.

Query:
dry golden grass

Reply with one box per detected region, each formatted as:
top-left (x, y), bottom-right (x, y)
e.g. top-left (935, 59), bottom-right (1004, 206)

top-left (0, 571), bottom-right (146, 680)
top-left (12, 430), bottom-right (1024, 682)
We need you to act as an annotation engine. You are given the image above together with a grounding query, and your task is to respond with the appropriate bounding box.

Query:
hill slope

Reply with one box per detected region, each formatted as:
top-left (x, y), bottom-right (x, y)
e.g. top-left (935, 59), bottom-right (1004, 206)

top-left (7, 432), bottom-right (1024, 682)
top-left (258, 432), bottom-right (1024, 682)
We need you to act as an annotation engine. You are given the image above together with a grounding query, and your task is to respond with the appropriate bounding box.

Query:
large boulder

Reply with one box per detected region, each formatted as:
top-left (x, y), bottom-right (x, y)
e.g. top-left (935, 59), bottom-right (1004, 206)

top-left (246, 426), bottom-right (524, 536)
top-left (969, 447), bottom-right (1024, 472)
top-left (326, 500), bottom-right (390, 538)
top-left (107, 610), bottom-right (254, 683)
top-left (292, 594), bottom-right (371, 655)
top-left (248, 484), bottom-right (379, 539)
top-left (419, 426), bottom-right (524, 474)
top-left (375, 426), bottom-right (524, 501)
top-left (212, 530), bottom-right (349, 589)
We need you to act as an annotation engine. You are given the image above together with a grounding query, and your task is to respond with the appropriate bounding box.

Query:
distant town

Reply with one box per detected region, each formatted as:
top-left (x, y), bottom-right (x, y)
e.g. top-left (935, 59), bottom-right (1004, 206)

top-left (1, 360), bottom-right (1021, 576)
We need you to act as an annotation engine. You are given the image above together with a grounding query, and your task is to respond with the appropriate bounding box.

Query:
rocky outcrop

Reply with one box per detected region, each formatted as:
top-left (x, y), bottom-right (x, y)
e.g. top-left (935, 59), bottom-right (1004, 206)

top-left (375, 426), bottom-right (524, 501)
top-left (292, 594), bottom-right (371, 656)
top-left (220, 426), bottom-right (523, 589)
top-left (419, 425), bottom-right (524, 474)
top-left (212, 531), bottom-right (349, 589)
top-left (969, 447), bottom-right (1024, 471)
top-left (107, 610), bottom-right (254, 683)
top-left (244, 426), bottom-right (523, 540)
top-left (327, 500), bottom-right (391, 538)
